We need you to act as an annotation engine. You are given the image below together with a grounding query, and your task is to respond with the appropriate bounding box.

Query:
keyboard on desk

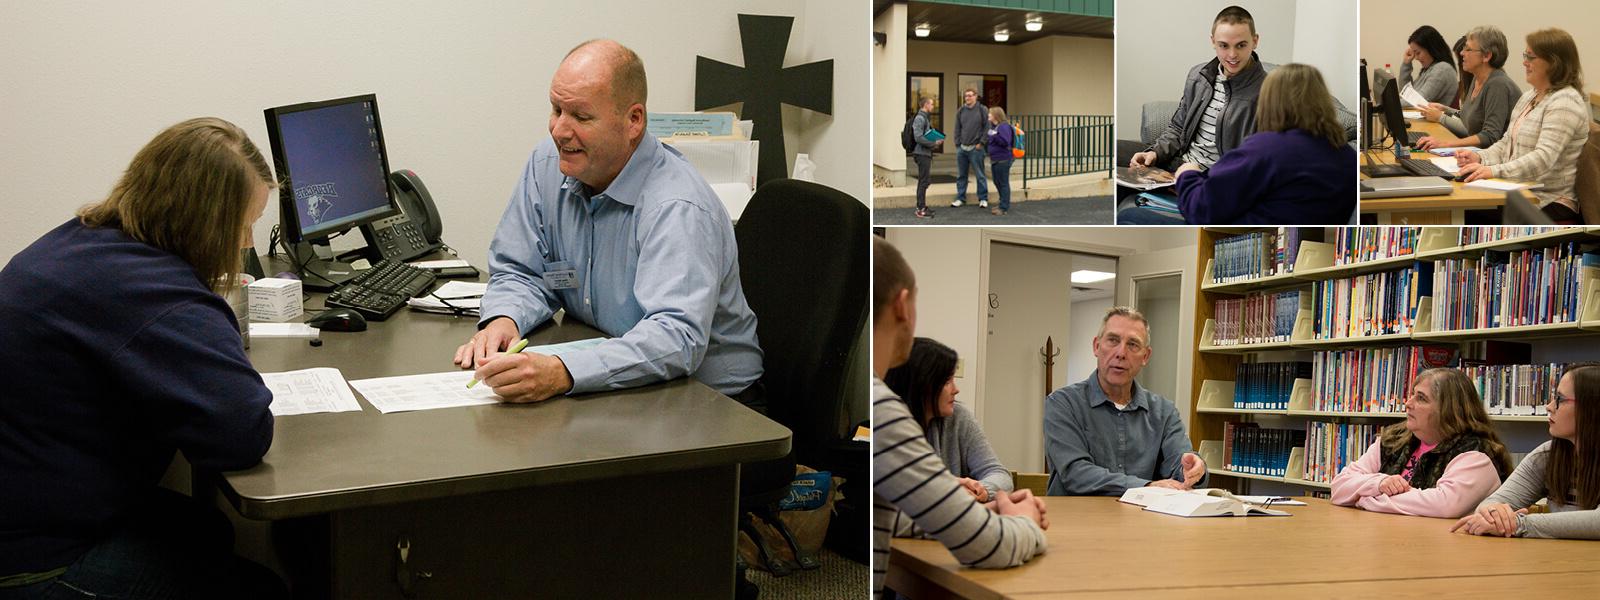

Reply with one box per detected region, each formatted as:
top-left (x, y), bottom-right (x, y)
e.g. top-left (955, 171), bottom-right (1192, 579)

top-left (1397, 157), bottom-right (1454, 179)
top-left (325, 260), bottom-right (438, 321)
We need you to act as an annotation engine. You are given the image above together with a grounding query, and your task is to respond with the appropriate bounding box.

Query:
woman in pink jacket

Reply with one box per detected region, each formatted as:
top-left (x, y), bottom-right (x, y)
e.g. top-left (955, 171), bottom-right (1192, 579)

top-left (1331, 368), bottom-right (1512, 518)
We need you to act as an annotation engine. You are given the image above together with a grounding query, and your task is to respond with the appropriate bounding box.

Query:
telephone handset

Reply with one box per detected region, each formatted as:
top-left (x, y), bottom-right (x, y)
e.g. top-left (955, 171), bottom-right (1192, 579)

top-left (359, 169), bottom-right (444, 262)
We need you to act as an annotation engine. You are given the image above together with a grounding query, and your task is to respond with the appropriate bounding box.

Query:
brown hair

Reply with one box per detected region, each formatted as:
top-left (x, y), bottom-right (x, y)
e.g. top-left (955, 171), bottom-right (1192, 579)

top-left (988, 106), bottom-right (1008, 124)
top-left (1380, 368), bottom-right (1513, 477)
top-left (1527, 28), bottom-right (1584, 94)
top-left (873, 235), bottom-right (915, 321)
top-left (1255, 64), bottom-right (1346, 148)
top-left (1545, 364), bottom-right (1600, 509)
top-left (567, 39), bottom-right (649, 113)
top-left (1212, 5), bottom-right (1256, 37)
top-left (78, 117), bottom-right (273, 295)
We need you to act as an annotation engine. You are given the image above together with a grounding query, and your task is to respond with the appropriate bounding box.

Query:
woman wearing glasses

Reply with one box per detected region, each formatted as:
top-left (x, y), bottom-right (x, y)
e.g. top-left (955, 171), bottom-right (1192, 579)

top-left (1455, 364), bottom-right (1600, 538)
top-left (1417, 26), bottom-right (1524, 153)
top-left (1331, 368), bottom-right (1513, 518)
top-left (1455, 28), bottom-right (1590, 222)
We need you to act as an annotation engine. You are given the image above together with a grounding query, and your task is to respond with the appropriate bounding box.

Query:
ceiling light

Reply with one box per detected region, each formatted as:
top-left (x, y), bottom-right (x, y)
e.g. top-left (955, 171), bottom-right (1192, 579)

top-left (1025, 20), bottom-right (1043, 32)
top-left (914, 24), bottom-right (930, 37)
top-left (1071, 270), bottom-right (1115, 284)
top-left (994, 30), bottom-right (1010, 43)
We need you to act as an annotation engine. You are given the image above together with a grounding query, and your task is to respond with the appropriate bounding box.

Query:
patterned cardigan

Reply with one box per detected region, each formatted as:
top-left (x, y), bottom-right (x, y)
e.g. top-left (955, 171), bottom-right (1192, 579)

top-left (1478, 86), bottom-right (1590, 206)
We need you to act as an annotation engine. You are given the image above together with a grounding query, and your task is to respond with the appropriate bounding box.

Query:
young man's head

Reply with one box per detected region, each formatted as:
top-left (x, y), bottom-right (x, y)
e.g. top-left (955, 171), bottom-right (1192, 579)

top-left (918, 97), bottom-right (934, 113)
top-left (962, 88), bottom-right (978, 107)
top-left (873, 236), bottom-right (918, 377)
top-left (1092, 306), bottom-right (1153, 395)
top-left (1211, 5), bottom-right (1259, 77)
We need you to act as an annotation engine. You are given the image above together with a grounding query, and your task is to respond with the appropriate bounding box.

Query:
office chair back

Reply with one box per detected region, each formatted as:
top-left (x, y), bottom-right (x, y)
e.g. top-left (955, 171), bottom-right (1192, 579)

top-left (1573, 121), bottom-right (1600, 224)
top-left (734, 179), bottom-right (869, 467)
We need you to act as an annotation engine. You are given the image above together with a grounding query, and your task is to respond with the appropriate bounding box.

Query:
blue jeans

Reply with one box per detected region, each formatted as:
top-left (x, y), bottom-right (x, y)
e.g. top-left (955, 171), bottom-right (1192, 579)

top-left (990, 159), bottom-right (1013, 211)
top-left (955, 146), bottom-right (988, 201)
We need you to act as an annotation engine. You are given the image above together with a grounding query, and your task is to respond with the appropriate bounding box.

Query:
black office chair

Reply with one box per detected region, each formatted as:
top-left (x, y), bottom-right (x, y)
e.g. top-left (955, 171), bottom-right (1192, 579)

top-left (732, 178), bottom-right (869, 579)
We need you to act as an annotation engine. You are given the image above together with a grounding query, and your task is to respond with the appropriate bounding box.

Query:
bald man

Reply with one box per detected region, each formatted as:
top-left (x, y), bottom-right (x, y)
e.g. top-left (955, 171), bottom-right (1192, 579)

top-left (455, 39), bottom-right (763, 405)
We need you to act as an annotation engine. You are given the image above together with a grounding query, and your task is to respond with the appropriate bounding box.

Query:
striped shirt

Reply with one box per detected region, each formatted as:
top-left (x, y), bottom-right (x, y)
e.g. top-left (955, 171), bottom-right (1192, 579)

top-left (1182, 72), bottom-right (1228, 168)
top-left (872, 378), bottom-right (1046, 599)
top-left (1477, 86), bottom-right (1590, 206)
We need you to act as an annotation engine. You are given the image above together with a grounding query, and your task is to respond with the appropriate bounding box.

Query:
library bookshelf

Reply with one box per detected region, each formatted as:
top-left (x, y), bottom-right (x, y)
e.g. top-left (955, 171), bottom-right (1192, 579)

top-left (1190, 226), bottom-right (1600, 492)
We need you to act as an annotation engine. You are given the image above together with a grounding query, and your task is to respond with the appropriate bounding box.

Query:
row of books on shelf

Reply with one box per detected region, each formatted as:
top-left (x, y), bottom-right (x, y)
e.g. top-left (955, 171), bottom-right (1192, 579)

top-left (1211, 228), bottom-right (1308, 283)
top-left (1232, 361), bottom-right (1311, 410)
top-left (1466, 362), bottom-right (1565, 416)
top-left (1310, 345), bottom-right (1456, 413)
top-left (1302, 421), bottom-right (1381, 484)
top-left (1222, 422), bottom-right (1305, 477)
top-left (1312, 265), bottom-right (1428, 339)
top-left (1332, 227), bottom-right (1420, 265)
top-left (1431, 244), bottom-right (1593, 331)
top-left (1459, 227), bottom-right (1564, 246)
top-left (1211, 290), bottom-right (1300, 345)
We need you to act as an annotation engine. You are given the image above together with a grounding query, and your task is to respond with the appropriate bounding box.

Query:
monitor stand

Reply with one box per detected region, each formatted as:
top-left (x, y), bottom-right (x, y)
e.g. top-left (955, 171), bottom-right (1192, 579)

top-left (293, 240), bottom-right (367, 291)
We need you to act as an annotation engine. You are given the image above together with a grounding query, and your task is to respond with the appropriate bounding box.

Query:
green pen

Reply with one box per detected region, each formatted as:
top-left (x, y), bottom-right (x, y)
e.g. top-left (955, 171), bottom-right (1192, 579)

top-left (467, 338), bottom-right (529, 388)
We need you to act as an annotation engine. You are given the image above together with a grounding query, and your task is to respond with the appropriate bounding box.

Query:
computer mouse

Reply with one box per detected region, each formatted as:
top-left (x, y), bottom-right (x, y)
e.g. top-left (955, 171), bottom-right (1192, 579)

top-left (306, 308), bottom-right (367, 332)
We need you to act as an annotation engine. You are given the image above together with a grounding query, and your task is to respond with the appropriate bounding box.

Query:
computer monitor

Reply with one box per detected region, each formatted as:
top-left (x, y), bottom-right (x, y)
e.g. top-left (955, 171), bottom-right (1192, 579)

top-left (1359, 59), bottom-right (1371, 149)
top-left (264, 94), bottom-right (399, 246)
top-left (1378, 79), bottom-right (1408, 156)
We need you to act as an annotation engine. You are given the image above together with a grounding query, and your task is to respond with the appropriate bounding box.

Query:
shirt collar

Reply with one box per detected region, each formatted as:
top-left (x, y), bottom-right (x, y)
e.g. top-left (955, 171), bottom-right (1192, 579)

top-left (561, 132), bottom-right (660, 207)
top-left (1084, 369), bottom-right (1148, 411)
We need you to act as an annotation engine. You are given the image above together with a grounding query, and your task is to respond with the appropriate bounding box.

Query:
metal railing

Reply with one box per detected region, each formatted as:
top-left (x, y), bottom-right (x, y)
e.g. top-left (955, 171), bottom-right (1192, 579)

top-left (1011, 115), bottom-right (1113, 189)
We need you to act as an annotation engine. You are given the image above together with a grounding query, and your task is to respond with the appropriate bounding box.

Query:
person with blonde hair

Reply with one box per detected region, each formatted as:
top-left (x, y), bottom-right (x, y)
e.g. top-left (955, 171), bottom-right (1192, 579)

top-left (1456, 28), bottom-right (1590, 222)
top-left (1455, 364), bottom-right (1600, 538)
top-left (985, 105), bottom-right (1018, 216)
top-left (0, 118), bottom-right (281, 596)
top-left (1331, 368), bottom-right (1513, 518)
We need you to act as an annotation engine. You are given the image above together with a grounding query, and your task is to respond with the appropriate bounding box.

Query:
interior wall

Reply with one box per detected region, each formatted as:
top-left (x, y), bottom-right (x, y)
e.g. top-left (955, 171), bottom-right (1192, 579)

top-left (0, 0), bottom-right (869, 267)
top-left (1115, 242), bottom-right (1200, 431)
top-left (1136, 294), bottom-right (1182, 406)
top-left (983, 243), bottom-right (1075, 473)
top-left (1065, 297), bottom-right (1115, 386)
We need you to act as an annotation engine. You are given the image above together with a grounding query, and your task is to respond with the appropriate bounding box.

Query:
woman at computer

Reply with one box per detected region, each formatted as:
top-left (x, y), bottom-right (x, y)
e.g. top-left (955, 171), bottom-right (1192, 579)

top-left (1125, 63), bottom-right (1354, 224)
top-left (1454, 364), bottom-right (1600, 539)
top-left (1456, 28), bottom-right (1590, 222)
top-left (1331, 368), bottom-right (1512, 518)
top-left (1418, 26), bottom-right (1524, 153)
top-left (0, 118), bottom-right (282, 597)
top-left (883, 338), bottom-right (1013, 512)
top-left (1401, 25), bottom-right (1460, 105)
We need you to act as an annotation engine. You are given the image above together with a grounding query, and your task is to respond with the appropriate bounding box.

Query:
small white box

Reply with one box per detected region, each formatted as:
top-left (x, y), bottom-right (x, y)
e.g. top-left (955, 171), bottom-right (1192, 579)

top-left (248, 277), bottom-right (303, 323)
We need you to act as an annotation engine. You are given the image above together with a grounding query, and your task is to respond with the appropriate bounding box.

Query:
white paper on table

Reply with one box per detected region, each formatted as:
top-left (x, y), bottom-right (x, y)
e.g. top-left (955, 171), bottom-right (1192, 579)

top-left (522, 337), bottom-right (607, 356)
top-left (1402, 111), bottom-right (1423, 120)
top-left (408, 259), bottom-right (472, 269)
top-left (349, 370), bottom-right (501, 414)
top-left (1464, 179), bottom-right (1531, 191)
top-left (432, 281), bottom-right (486, 298)
top-left (260, 367), bottom-right (363, 416)
top-left (250, 323), bottom-right (320, 339)
top-left (407, 280), bottom-right (486, 314)
top-left (1428, 157), bottom-right (1461, 174)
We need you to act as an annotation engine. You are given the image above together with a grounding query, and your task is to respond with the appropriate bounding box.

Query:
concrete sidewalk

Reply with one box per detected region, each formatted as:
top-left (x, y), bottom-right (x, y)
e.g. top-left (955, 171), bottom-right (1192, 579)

top-left (873, 195), bottom-right (1113, 225)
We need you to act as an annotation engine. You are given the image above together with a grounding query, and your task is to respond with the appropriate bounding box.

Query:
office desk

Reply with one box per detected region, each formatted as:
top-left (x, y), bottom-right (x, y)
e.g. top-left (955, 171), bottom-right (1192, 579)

top-left (886, 497), bottom-right (1600, 598)
top-left (221, 301), bottom-right (791, 598)
top-left (1360, 120), bottom-right (1536, 225)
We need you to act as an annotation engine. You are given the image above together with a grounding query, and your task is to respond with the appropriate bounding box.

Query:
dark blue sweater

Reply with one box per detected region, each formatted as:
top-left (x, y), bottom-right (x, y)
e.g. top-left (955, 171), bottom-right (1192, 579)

top-left (0, 220), bottom-right (273, 574)
top-left (1175, 129), bottom-right (1356, 224)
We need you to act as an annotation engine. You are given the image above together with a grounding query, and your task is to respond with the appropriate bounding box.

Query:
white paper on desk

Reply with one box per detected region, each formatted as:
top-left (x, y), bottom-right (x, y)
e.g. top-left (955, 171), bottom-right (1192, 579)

top-left (1400, 83), bottom-right (1429, 109)
top-left (260, 367), bottom-right (362, 416)
top-left (349, 370), bottom-right (501, 413)
top-left (522, 337), bottom-right (607, 356)
top-left (1464, 179), bottom-right (1531, 191)
top-left (407, 281), bottom-right (486, 314)
top-left (408, 258), bottom-right (472, 269)
top-left (1402, 110), bottom-right (1423, 120)
top-left (1429, 157), bottom-right (1461, 174)
top-left (249, 323), bottom-right (320, 338)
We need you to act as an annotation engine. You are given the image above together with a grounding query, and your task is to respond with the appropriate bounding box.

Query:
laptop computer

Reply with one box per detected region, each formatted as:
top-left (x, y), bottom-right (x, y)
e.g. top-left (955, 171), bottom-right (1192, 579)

top-left (1359, 176), bottom-right (1454, 199)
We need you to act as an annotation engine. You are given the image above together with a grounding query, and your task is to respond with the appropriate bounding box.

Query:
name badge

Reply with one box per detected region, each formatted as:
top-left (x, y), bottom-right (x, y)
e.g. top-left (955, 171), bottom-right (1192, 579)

top-left (546, 261), bottom-right (579, 290)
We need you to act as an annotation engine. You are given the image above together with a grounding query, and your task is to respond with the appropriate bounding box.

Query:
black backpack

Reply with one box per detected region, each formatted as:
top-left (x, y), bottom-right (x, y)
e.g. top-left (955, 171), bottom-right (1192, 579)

top-left (900, 114), bottom-right (917, 153)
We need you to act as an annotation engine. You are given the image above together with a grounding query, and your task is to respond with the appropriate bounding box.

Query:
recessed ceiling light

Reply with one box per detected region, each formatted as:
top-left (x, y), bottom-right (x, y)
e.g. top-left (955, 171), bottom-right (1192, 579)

top-left (1071, 270), bottom-right (1115, 284)
top-left (1025, 20), bottom-right (1043, 32)
top-left (914, 24), bottom-right (931, 37)
top-left (994, 30), bottom-right (1010, 43)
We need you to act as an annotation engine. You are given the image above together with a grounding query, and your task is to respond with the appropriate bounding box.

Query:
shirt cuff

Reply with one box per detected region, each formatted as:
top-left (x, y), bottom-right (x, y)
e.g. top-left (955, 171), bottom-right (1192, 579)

top-left (557, 349), bottom-right (608, 395)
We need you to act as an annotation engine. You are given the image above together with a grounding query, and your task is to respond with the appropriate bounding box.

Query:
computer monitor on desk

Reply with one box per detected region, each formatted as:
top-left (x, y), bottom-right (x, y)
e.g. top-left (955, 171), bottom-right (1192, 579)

top-left (1361, 80), bottom-right (1414, 178)
top-left (265, 94), bottom-right (404, 290)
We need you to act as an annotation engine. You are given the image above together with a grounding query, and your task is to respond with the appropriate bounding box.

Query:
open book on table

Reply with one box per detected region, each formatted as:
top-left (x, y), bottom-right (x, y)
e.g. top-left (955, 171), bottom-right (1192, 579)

top-left (1118, 486), bottom-right (1299, 517)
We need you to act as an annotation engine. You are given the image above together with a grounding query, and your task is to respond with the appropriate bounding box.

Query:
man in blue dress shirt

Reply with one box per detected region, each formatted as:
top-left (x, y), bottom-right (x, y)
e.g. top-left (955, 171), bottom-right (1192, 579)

top-left (1044, 307), bottom-right (1207, 495)
top-left (454, 39), bottom-right (763, 404)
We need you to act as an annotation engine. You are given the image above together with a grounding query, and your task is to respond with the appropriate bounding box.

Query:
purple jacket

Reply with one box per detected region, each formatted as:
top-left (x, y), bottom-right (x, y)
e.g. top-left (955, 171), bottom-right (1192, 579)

top-left (1175, 128), bottom-right (1355, 224)
top-left (986, 122), bottom-right (1015, 163)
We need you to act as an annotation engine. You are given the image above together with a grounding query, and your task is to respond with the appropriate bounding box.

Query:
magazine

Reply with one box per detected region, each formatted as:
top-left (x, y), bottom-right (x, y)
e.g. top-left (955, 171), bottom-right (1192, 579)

top-left (1115, 166), bottom-right (1177, 190)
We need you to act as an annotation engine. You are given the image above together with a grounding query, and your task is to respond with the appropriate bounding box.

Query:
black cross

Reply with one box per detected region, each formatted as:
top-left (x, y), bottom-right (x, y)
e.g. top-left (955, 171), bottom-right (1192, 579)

top-left (695, 14), bottom-right (833, 187)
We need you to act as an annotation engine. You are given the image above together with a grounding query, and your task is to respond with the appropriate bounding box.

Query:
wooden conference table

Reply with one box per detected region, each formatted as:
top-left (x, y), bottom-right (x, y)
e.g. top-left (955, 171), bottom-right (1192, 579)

top-left (886, 496), bottom-right (1600, 598)
top-left (218, 295), bottom-right (791, 598)
top-left (1360, 119), bottom-right (1540, 225)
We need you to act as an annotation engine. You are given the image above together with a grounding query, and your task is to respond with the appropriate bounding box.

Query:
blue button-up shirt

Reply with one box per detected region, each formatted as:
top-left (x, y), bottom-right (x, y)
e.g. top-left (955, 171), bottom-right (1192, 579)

top-left (1044, 370), bottom-right (1203, 495)
top-left (479, 133), bottom-right (763, 396)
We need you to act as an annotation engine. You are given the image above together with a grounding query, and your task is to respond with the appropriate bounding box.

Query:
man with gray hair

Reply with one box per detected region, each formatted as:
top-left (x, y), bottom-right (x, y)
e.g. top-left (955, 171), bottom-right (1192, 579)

top-left (1044, 306), bottom-right (1207, 495)
top-left (456, 39), bottom-right (764, 406)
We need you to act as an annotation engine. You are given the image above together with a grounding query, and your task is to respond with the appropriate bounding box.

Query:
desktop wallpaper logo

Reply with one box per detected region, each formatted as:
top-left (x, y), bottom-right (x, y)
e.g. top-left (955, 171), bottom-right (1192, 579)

top-left (295, 182), bottom-right (339, 224)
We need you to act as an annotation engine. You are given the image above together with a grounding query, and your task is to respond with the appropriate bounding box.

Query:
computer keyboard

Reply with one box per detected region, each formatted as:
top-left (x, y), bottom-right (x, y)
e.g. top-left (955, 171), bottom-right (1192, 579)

top-left (326, 260), bottom-right (438, 321)
top-left (1397, 157), bottom-right (1454, 179)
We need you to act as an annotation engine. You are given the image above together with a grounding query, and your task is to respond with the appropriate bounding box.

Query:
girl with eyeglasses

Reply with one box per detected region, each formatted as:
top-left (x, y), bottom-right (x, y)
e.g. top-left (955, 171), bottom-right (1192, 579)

top-left (1455, 363), bottom-right (1600, 538)
top-left (1331, 368), bottom-right (1513, 518)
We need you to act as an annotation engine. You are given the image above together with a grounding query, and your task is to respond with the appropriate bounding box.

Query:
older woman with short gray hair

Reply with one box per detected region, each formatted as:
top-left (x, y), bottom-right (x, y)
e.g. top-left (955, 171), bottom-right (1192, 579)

top-left (1418, 25), bottom-right (1524, 152)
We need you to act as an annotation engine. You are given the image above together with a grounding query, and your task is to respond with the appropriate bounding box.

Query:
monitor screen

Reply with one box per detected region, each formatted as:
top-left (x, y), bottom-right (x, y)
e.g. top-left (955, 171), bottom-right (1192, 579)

top-left (265, 94), bottom-right (397, 242)
top-left (1378, 79), bottom-right (1408, 151)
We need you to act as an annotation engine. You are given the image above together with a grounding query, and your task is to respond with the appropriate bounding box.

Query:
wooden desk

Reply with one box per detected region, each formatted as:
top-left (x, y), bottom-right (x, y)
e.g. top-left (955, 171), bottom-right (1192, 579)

top-left (1359, 119), bottom-right (1525, 225)
top-left (221, 297), bottom-right (791, 598)
top-left (887, 497), bottom-right (1600, 598)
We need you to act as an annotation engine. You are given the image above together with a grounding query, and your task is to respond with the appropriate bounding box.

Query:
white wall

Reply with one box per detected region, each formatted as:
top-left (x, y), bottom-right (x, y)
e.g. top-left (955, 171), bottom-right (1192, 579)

top-left (0, 0), bottom-right (869, 267)
top-left (1358, 0), bottom-right (1597, 104)
top-left (1117, 244), bottom-right (1200, 431)
top-left (1065, 296), bottom-right (1115, 384)
top-left (1115, 0), bottom-right (1356, 141)
top-left (1053, 37), bottom-right (1117, 115)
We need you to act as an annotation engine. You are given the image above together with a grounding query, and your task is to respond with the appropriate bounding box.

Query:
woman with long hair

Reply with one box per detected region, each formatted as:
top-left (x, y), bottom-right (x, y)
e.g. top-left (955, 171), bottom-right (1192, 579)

top-left (985, 106), bottom-right (1018, 217)
top-left (1402, 25), bottom-right (1461, 104)
top-left (1332, 368), bottom-right (1512, 517)
top-left (884, 337), bottom-right (1013, 505)
top-left (1455, 364), bottom-right (1600, 538)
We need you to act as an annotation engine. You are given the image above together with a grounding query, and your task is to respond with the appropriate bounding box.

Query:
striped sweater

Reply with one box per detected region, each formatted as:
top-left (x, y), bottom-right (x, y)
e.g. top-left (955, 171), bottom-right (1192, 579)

top-left (872, 378), bottom-right (1046, 599)
top-left (1478, 86), bottom-right (1591, 206)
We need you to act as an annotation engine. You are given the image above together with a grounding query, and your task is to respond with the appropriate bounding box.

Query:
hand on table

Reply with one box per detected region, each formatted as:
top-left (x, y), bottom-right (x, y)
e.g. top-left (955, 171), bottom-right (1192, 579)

top-left (992, 488), bottom-right (1048, 530)
top-left (956, 477), bottom-right (991, 502)
top-left (1454, 149), bottom-right (1480, 167)
top-left (1181, 453), bottom-right (1206, 488)
top-left (1457, 163), bottom-right (1494, 183)
top-left (454, 317), bottom-right (521, 368)
top-left (1452, 502), bottom-right (1524, 537)
top-left (1417, 136), bottom-right (1445, 151)
top-left (1378, 474), bottom-right (1413, 496)
top-left (1148, 479), bottom-right (1185, 490)
top-left (473, 350), bottom-right (574, 403)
